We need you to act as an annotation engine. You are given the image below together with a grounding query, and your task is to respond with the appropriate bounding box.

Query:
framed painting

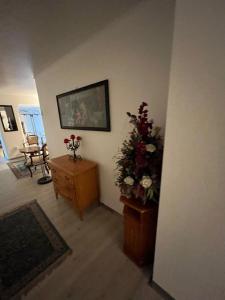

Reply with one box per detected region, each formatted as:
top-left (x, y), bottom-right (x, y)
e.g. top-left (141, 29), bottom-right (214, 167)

top-left (56, 80), bottom-right (110, 131)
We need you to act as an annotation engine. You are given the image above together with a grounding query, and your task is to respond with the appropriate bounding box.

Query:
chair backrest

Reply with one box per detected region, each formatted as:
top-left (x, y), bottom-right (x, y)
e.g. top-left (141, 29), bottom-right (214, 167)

top-left (27, 134), bottom-right (39, 145)
top-left (41, 143), bottom-right (49, 160)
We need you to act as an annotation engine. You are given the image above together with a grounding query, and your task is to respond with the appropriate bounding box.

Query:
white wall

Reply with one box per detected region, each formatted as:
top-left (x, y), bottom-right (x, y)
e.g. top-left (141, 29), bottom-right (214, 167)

top-left (35, 0), bottom-right (173, 211)
top-left (0, 94), bottom-right (39, 158)
top-left (35, 0), bottom-right (174, 213)
top-left (153, 0), bottom-right (225, 299)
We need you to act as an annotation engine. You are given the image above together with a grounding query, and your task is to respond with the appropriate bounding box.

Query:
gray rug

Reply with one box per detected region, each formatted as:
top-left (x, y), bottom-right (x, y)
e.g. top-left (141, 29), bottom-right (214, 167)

top-left (7, 159), bottom-right (30, 179)
top-left (0, 200), bottom-right (71, 300)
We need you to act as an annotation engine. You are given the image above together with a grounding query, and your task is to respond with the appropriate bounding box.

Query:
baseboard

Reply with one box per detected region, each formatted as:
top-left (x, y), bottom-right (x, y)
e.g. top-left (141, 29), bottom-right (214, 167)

top-left (100, 202), bottom-right (122, 216)
top-left (149, 280), bottom-right (175, 300)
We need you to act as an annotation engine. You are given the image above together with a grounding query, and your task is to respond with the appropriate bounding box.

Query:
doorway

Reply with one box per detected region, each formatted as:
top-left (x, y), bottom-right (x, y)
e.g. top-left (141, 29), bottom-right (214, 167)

top-left (0, 131), bottom-right (7, 160)
top-left (18, 105), bottom-right (46, 145)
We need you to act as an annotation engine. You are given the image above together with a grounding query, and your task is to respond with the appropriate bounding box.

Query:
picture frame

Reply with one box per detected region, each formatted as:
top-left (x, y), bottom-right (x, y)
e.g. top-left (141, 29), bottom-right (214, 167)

top-left (56, 80), bottom-right (110, 131)
top-left (0, 105), bottom-right (18, 132)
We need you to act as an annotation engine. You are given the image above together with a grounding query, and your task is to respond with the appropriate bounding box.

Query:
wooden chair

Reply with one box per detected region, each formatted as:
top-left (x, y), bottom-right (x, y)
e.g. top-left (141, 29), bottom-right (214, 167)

top-left (22, 134), bottom-right (39, 164)
top-left (26, 134), bottom-right (39, 145)
top-left (26, 144), bottom-right (49, 177)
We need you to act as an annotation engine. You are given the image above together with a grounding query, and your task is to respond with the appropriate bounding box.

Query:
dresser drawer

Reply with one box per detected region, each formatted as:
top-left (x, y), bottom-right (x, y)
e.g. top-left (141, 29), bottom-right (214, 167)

top-left (51, 167), bottom-right (74, 186)
top-left (53, 173), bottom-right (73, 187)
top-left (54, 182), bottom-right (74, 201)
top-left (51, 167), bottom-right (75, 200)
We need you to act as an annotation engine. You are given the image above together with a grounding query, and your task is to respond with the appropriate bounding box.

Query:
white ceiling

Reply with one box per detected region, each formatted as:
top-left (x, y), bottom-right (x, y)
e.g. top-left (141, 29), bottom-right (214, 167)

top-left (0, 0), bottom-right (141, 96)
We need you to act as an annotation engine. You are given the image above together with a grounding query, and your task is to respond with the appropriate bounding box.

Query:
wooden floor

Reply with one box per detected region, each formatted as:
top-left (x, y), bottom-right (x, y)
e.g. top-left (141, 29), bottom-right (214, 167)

top-left (0, 161), bottom-right (162, 300)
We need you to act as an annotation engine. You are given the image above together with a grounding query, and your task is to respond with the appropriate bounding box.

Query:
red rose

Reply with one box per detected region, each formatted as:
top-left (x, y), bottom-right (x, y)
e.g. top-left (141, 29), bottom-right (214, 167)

top-left (70, 134), bottom-right (75, 140)
top-left (77, 136), bottom-right (82, 141)
top-left (64, 138), bottom-right (70, 144)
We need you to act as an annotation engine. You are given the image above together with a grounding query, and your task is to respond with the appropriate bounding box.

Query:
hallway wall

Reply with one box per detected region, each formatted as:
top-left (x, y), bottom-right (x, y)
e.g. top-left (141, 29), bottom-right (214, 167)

top-left (35, 0), bottom-right (175, 213)
top-left (153, 0), bottom-right (225, 299)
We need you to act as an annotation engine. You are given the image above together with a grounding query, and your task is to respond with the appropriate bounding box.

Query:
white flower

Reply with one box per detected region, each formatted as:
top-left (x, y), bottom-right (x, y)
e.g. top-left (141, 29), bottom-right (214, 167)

top-left (151, 126), bottom-right (161, 137)
top-left (124, 176), bottom-right (134, 186)
top-left (140, 176), bottom-right (152, 189)
top-left (146, 144), bottom-right (156, 153)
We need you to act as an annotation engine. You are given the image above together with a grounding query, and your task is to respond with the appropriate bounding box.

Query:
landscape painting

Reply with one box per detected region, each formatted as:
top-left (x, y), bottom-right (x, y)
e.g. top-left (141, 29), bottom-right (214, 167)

top-left (57, 80), bottom-right (110, 131)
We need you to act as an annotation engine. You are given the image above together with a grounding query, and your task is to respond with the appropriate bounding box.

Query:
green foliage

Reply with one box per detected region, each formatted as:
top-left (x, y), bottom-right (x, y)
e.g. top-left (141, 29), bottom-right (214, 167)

top-left (115, 102), bottom-right (163, 205)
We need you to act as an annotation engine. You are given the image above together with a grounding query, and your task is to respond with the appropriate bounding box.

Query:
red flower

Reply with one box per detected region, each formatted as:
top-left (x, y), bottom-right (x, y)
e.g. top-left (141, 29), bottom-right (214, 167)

top-left (77, 136), bottom-right (82, 141)
top-left (64, 138), bottom-right (70, 144)
top-left (70, 134), bottom-right (75, 140)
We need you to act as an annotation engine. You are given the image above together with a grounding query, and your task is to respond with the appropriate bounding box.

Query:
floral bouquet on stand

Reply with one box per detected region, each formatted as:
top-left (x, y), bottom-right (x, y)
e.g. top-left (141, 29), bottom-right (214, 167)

top-left (64, 134), bottom-right (82, 160)
top-left (115, 102), bottom-right (163, 205)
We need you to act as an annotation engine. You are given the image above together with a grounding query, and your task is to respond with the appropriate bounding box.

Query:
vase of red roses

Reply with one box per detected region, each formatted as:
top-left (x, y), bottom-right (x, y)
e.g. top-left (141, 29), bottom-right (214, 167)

top-left (64, 134), bottom-right (82, 160)
top-left (115, 102), bottom-right (163, 205)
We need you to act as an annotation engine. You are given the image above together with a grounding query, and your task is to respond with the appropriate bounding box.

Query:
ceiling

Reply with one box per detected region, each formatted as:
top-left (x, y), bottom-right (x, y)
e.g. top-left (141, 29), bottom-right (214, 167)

top-left (0, 0), bottom-right (141, 97)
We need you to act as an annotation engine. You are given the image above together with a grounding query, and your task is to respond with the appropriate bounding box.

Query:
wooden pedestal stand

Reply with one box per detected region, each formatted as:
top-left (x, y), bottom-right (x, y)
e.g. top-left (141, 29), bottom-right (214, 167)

top-left (121, 196), bottom-right (158, 266)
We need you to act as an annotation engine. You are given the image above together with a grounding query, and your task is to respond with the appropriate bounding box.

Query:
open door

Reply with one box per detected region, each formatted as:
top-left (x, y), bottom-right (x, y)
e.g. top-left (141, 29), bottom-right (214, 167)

top-left (18, 105), bottom-right (46, 145)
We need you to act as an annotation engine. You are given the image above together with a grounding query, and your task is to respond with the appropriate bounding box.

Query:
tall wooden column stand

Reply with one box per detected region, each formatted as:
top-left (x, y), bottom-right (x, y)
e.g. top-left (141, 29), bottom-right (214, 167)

top-left (121, 196), bottom-right (158, 266)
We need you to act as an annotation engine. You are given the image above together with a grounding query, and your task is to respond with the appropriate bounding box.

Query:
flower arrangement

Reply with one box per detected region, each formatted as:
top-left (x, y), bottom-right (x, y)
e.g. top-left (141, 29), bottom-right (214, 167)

top-left (64, 134), bottom-right (82, 160)
top-left (115, 102), bottom-right (163, 205)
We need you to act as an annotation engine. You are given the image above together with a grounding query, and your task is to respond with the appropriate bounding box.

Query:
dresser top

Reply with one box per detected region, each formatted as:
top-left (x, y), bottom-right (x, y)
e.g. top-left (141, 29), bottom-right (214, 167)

top-left (48, 155), bottom-right (97, 176)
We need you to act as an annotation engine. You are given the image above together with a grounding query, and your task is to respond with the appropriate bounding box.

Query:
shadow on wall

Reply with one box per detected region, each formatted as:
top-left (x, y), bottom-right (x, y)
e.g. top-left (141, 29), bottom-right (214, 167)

top-left (0, 0), bottom-right (143, 76)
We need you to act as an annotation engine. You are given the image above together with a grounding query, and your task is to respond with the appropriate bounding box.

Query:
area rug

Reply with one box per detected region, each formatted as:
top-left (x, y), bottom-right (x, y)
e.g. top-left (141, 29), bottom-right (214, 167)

top-left (0, 200), bottom-right (71, 300)
top-left (7, 159), bottom-right (31, 179)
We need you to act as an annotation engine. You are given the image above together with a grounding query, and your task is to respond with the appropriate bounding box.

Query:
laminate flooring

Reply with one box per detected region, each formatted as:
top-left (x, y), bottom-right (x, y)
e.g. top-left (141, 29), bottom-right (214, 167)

top-left (0, 161), bottom-right (163, 300)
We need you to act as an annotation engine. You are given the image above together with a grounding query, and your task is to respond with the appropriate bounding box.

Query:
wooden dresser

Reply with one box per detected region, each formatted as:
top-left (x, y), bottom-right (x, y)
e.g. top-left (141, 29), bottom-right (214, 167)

top-left (48, 155), bottom-right (99, 220)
